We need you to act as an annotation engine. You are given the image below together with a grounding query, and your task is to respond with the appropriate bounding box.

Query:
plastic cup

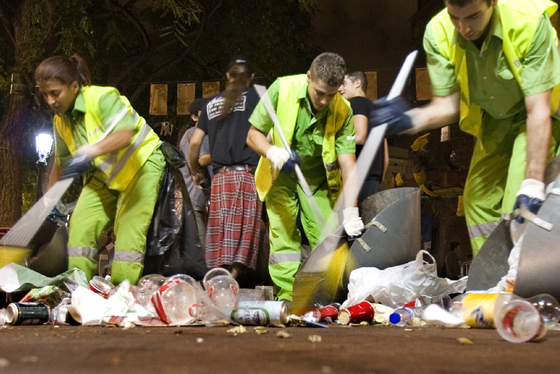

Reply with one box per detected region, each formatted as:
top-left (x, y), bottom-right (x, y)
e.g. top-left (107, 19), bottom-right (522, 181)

top-left (203, 268), bottom-right (239, 319)
top-left (135, 274), bottom-right (167, 306)
top-left (152, 274), bottom-right (202, 325)
top-left (256, 285), bottom-right (274, 301)
top-left (237, 288), bottom-right (265, 301)
top-left (495, 299), bottom-right (547, 343)
top-left (339, 301), bottom-right (374, 325)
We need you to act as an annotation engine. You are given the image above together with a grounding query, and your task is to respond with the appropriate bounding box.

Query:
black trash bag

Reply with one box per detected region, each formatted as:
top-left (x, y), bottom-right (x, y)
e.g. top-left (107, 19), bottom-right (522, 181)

top-left (160, 141), bottom-right (186, 169)
top-left (144, 143), bottom-right (208, 280)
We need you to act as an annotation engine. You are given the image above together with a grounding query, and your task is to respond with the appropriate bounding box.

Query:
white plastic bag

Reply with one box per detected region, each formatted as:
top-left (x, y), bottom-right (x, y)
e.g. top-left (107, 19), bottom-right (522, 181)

top-left (342, 250), bottom-right (467, 309)
top-left (488, 233), bottom-right (522, 293)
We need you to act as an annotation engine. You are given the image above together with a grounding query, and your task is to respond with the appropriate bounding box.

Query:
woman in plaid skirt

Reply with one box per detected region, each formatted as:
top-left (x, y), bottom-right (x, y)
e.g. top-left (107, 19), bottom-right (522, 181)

top-left (188, 55), bottom-right (262, 280)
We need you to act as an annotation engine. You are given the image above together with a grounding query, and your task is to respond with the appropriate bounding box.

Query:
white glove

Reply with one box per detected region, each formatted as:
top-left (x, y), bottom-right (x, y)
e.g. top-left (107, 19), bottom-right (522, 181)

top-left (266, 145), bottom-right (291, 170)
top-left (74, 143), bottom-right (102, 160)
top-left (343, 207), bottom-right (365, 237)
top-left (516, 179), bottom-right (546, 201)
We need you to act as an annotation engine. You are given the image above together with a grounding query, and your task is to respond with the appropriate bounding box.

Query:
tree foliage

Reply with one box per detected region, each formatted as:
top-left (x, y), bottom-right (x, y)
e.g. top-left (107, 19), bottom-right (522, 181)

top-left (0, 0), bottom-right (317, 225)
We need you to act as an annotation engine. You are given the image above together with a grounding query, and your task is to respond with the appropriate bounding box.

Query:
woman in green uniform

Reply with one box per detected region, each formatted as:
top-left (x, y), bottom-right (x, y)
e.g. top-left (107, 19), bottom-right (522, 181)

top-left (35, 55), bottom-right (165, 285)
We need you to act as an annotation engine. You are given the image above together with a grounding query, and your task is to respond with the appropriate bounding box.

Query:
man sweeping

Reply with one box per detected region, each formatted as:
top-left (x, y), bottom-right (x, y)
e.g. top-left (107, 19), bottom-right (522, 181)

top-left (247, 52), bottom-right (364, 301)
top-left (375, 0), bottom-right (560, 255)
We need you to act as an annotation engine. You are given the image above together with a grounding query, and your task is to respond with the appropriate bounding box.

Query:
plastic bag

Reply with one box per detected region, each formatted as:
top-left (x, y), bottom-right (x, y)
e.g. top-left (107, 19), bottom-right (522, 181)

top-left (342, 250), bottom-right (467, 309)
top-left (144, 157), bottom-right (207, 280)
top-left (488, 233), bottom-right (522, 293)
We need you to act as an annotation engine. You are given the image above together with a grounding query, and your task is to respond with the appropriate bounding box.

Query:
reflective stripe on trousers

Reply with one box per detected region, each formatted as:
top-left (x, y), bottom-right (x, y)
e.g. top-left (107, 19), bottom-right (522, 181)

top-left (269, 252), bottom-right (302, 265)
top-left (467, 221), bottom-right (500, 239)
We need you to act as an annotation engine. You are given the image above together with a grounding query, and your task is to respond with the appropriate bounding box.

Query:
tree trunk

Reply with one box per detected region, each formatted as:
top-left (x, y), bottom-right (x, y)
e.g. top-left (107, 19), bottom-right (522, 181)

top-left (0, 95), bottom-right (31, 226)
top-left (0, 0), bottom-right (35, 227)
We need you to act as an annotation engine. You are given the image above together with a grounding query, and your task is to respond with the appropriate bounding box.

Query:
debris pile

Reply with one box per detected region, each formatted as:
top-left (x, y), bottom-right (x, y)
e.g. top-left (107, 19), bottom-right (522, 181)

top-left (0, 254), bottom-right (558, 343)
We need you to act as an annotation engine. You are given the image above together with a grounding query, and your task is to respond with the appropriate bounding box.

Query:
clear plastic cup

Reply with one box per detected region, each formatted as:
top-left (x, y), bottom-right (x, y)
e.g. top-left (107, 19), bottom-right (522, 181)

top-left (152, 274), bottom-right (202, 325)
top-left (256, 285), bottom-right (274, 301)
top-left (136, 274), bottom-right (167, 306)
top-left (495, 299), bottom-right (547, 343)
top-left (203, 268), bottom-right (239, 319)
top-left (527, 294), bottom-right (560, 329)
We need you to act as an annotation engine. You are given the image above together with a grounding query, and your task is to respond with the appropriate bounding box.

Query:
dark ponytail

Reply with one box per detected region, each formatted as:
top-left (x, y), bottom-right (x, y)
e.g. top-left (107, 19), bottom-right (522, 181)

top-left (35, 54), bottom-right (91, 86)
top-left (219, 64), bottom-right (253, 121)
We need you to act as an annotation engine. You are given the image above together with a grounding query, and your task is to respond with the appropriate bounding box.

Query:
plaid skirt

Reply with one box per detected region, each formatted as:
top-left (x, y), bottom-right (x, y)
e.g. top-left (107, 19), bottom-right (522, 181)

top-left (204, 170), bottom-right (262, 270)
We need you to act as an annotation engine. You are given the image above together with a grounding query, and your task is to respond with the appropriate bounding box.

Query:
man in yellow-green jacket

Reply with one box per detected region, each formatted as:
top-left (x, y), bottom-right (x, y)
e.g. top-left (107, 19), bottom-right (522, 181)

top-left (247, 52), bottom-right (363, 301)
top-left (374, 0), bottom-right (560, 255)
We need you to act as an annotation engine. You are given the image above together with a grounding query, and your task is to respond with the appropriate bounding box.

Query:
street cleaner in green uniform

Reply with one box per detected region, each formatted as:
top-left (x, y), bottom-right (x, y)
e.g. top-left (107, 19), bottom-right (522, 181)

top-left (373, 0), bottom-right (560, 255)
top-left (247, 52), bottom-right (364, 300)
top-left (35, 55), bottom-right (165, 285)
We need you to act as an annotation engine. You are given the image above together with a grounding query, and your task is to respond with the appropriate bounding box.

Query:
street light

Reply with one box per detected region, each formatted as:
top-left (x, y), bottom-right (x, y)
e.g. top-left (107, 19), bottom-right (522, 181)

top-left (35, 133), bottom-right (54, 165)
top-left (35, 132), bottom-right (53, 201)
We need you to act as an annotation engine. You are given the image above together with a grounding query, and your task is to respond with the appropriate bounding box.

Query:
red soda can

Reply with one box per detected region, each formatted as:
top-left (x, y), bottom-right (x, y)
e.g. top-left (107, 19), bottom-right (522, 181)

top-left (339, 301), bottom-right (374, 325)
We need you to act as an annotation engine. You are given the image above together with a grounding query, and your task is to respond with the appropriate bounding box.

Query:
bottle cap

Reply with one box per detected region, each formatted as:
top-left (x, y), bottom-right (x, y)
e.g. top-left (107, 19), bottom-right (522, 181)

top-left (389, 313), bottom-right (401, 324)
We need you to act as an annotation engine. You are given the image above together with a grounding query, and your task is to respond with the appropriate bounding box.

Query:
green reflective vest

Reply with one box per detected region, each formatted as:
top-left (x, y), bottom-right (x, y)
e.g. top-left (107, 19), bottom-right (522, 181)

top-left (429, 0), bottom-right (560, 138)
top-left (254, 75), bottom-right (350, 202)
top-left (54, 85), bottom-right (161, 191)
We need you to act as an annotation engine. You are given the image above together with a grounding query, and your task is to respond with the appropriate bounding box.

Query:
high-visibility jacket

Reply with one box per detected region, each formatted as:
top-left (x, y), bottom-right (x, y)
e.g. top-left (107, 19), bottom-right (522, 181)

top-left (429, 0), bottom-right (560, 138)
top-left (54, 85), bottom-right (161, 191)
top-left (254, 75), bottom-right (351, 202)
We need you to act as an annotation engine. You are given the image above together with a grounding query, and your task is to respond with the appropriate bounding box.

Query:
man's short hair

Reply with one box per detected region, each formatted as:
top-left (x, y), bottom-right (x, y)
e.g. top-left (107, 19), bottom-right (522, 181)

top-left (309, 52), bottom-right (347, 87)
top-left (346, 71), bottom-right (368, 92)
top-left (445, 0), bottom-right (492, 7)
top-left (450, 242), bottom-right (461, 250)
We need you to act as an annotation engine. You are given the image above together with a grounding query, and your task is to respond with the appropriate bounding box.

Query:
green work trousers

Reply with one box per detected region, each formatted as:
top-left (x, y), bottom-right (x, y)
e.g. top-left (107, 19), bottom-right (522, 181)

top-left (464, 118), bottom-right (560, 255)
top-left (67, 149), bottom-right (165, 285)
top-left (265, 173), bottom-right (335, 301)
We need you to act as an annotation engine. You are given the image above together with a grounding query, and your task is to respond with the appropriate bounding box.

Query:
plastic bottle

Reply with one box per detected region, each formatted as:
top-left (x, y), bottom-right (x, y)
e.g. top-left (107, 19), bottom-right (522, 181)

top-left (389, 306), bottom-right (426, 326)
top-left (203, 268), bottom-right (239, 320)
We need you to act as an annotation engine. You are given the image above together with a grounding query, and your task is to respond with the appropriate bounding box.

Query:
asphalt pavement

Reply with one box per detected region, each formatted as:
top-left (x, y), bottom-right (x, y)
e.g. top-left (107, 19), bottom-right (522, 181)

top-left (0, 324), bottom-right (559, 373)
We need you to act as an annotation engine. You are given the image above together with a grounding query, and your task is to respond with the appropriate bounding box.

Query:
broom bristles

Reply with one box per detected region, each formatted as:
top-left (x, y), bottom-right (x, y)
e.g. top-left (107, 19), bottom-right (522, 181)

top-left (0, 246), bottom-right (31, 268)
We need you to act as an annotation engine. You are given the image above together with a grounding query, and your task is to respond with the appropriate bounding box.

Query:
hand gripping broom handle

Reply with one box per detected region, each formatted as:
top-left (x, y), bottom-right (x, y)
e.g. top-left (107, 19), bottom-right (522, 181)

top-left (335, 50), bottom-right (418, 213)
top-left (254, 84), bottom-right (329, 229)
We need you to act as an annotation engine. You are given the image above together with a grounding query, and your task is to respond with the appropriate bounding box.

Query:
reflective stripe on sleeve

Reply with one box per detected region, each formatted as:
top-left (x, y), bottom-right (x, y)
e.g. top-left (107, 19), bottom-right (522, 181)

top-left (68, 246), bottom-right (98, 259)
top-left (113, 250), bottom-right (145, 264)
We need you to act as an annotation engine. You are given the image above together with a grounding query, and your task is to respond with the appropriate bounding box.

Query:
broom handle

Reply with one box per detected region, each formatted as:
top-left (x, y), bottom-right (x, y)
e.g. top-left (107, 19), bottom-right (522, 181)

top-left (254, 84), bottom-right (329, 229)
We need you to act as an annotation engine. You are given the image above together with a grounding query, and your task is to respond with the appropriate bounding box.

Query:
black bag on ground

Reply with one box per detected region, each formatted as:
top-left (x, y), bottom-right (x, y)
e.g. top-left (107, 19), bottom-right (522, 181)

top-left (143, 143), bottom-right (208, 279)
